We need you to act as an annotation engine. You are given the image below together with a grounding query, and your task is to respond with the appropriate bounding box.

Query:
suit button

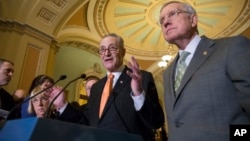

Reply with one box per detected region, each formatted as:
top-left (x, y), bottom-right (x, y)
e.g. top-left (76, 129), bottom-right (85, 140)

top-left (175, 121), bottom-right (183, 128)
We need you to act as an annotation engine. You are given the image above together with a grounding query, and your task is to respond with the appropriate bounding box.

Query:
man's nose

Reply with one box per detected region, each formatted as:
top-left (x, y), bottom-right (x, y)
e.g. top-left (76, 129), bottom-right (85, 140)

top-left (9, 71), bottom-right (14, 76)
top-left (103, 49), bottom-right (111, 55)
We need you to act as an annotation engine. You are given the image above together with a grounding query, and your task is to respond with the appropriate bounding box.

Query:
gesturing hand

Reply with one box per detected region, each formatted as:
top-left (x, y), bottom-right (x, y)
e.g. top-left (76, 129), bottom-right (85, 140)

top-left (49, 86), bottom-right (67, 110)
top-left (126, 56), bottom-right (143, 96)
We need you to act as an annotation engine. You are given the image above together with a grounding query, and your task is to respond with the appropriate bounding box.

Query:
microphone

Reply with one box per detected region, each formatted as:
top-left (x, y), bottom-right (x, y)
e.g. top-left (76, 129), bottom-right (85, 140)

top-left (6, 75), bottom-right (67, 120)
top-left (45, 74), bottom-right (86, 118)
top-left (57, 75), bottom-right (67, 82)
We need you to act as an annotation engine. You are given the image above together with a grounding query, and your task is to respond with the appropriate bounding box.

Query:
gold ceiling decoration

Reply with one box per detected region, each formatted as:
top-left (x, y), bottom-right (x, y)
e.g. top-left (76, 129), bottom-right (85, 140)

top-left (93, 0), bottom-right (250, 59)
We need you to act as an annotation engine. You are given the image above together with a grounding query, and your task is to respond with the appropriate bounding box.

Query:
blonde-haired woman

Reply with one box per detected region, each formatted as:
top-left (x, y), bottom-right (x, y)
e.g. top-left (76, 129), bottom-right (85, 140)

top-left (27, 86), bottom-right (50, 117)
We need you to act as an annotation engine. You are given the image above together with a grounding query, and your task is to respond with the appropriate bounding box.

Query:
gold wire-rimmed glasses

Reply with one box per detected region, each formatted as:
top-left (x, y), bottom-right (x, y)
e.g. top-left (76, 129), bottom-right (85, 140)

top-left (160, 8), bottom-right (191, 25)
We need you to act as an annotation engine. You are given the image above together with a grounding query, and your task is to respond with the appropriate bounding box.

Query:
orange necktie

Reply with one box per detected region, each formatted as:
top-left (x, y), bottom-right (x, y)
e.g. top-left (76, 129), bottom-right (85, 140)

top-left (99, 73), bottom-right (114, 118)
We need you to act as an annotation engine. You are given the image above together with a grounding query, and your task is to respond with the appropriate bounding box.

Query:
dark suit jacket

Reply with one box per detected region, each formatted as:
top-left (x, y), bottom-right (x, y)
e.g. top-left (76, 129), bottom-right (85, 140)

top-left (0, 88), bottom-right (16, 119)
top-left (163, 35), bottom-right (250, 141)
top-left (0, 88), bottom-right (14, 111)
top-left (61, 66), bottom-right (164, 141)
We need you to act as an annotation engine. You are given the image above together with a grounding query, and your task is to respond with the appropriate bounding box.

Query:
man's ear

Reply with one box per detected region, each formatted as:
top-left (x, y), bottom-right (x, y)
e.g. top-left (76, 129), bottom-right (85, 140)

top-left (121, 48), bottom-right (126, 57)
top-left (190, 14), bottom-right (198, 27)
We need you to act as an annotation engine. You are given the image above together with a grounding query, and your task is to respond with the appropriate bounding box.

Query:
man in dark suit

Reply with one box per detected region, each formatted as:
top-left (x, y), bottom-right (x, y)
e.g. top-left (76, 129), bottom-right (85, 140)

top-left (159, 1), bottom-right (250, 141)
top-left (57, 33), bottom-right (165, 141)
top-left (0, 59), bottom-right (15, 120)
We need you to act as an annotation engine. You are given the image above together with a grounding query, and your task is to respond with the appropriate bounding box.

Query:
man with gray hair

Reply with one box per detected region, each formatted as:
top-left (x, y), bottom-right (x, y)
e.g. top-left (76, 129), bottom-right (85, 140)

top-left (160, 1), bottom-right (250, 141)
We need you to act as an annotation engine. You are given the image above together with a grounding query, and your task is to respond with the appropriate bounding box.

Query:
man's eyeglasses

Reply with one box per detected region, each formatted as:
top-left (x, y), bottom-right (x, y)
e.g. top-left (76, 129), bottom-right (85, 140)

top-left (160, 8), bottom-right (191, 25)
top-left (98, 47), bottom-right (118, 55)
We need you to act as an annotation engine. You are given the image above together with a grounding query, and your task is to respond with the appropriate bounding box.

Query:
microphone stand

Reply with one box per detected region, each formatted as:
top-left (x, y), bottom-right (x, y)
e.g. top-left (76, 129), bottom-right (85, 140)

top-left (6, 75), bottom-right (67, 120)
top-left (45, 74), bottom-right (86, 118)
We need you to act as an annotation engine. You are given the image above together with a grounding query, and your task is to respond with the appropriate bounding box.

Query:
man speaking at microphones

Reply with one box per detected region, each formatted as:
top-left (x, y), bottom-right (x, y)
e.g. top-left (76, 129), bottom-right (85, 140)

top-left (54, 33), bottom-right (165, 141)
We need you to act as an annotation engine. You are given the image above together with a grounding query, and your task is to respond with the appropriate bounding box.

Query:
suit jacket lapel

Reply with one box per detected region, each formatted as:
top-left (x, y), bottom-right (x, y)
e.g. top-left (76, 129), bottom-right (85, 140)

top-left (99, 67), bottom-right (131, 120)
top-left (174, 36), bottom-right (215, 100)
top-left (113, 67), bottom-right (131, 92)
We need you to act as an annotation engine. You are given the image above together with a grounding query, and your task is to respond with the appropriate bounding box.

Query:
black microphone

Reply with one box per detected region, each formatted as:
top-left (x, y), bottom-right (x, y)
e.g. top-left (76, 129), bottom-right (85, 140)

top-left (6, 75), bottom-right (67, 120)
top-left (45, 74), bottom-right (86, 118)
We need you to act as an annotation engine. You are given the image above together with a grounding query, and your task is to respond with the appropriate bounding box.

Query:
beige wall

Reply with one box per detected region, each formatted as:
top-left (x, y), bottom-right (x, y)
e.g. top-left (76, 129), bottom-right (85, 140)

top-left (0, 22), bottom-right (54, 94)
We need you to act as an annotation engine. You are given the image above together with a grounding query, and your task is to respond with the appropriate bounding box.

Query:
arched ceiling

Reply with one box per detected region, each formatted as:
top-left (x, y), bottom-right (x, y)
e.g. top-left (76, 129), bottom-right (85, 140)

top-left (93, 0), bottom-right (249, 54)
top-left (1, 0), bottom-right (250, 72)
top-left (60, 0), bottom-right (250, 71)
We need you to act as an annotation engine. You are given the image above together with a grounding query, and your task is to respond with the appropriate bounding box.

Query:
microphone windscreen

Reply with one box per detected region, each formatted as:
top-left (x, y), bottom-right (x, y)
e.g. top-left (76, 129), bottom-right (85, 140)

top-left (59, 75), bottom-right (67, 80)
top-left (80, 74), bottom-right (86, 79)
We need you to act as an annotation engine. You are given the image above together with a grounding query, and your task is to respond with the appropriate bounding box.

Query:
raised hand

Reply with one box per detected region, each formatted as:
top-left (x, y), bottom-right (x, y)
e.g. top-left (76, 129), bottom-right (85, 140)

top-left (126, 56), bottom-right (143, 96)
top-left (49, 86), bottom-right (67, 110)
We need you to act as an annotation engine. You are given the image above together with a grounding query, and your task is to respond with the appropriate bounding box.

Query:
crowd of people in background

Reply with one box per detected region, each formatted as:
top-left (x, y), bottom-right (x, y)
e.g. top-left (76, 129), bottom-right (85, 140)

top-left (0, 72), bottom-right (100, 120)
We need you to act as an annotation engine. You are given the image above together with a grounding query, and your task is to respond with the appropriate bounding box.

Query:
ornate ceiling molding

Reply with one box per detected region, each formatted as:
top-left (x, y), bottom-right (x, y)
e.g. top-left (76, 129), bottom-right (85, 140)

top-left (47, 0), bottom-right (67, 11)
top-left (0, 19), bottom-right (55, 44)
top-left (38, 8), bottom-right (56, 24)
top-left (59, 41), bottom-right (100, 57)
top-left (93, 0), bottom-right (250, 59)
top-left (94, 0), bottom-right (109, 35)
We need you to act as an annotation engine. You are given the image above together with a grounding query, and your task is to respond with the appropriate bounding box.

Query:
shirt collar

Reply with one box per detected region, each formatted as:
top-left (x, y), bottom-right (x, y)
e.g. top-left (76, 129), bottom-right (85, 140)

top-left (107, 65), bottom-right (125, 86)
top-left (179, 34), bottom-right (201, 55)
top-left (107, 65), bottom-right (124, 77)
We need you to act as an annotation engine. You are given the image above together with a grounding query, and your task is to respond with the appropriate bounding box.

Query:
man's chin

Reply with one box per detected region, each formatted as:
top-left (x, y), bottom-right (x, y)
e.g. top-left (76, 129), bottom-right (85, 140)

top-left (1, 82), bottom-right (9, 86)
top-left (165, 37), bottom-right (176, 44)
top-left (104, 64), bottom-right (114, 70)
